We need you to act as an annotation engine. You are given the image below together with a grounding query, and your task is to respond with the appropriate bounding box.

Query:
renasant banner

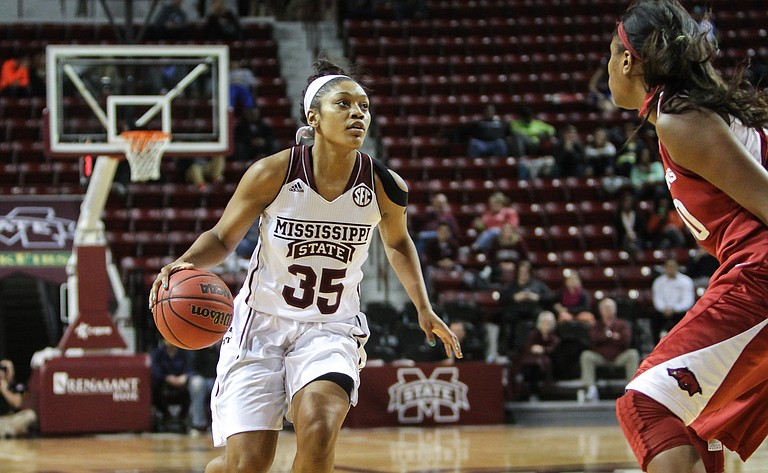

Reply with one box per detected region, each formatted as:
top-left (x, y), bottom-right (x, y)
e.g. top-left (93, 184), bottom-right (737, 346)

top-left (0, 195), bottom-right (82, 283)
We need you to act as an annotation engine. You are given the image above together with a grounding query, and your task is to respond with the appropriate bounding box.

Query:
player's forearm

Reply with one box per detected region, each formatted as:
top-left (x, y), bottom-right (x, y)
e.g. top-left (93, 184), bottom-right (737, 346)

top-left (175, 230), bottom-right (233, 270)
top-left (386, 240), bottom-right (432, 311)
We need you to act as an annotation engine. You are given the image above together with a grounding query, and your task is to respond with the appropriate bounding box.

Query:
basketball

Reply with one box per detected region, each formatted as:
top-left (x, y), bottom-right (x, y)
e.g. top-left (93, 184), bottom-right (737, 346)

top-left (152, 268), bottom-right (234, 350)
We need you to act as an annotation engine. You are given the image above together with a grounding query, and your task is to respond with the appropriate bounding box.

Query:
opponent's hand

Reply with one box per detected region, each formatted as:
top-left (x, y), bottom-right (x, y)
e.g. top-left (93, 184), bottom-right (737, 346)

top-left (418, 310), bottom-right (463, 359)
top-left (148, 261), bottom-right (195, 309)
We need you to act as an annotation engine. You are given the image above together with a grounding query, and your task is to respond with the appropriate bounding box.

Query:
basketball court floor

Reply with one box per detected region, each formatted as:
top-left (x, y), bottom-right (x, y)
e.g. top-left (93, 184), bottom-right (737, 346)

top-left (2, 424), bottom-right (767, 473)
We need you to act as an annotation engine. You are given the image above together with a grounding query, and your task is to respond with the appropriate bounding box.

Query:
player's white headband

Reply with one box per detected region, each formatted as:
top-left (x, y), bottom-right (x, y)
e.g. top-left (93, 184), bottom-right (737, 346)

top-left (296, 74), bottom-right (352, 145)
top-left (303, 74), bottom-right (351, 116)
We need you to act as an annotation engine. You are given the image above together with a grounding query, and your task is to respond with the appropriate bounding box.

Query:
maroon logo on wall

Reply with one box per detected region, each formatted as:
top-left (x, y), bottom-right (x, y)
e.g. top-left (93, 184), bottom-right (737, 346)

top-left (0, 203), bottom-right (78, 250)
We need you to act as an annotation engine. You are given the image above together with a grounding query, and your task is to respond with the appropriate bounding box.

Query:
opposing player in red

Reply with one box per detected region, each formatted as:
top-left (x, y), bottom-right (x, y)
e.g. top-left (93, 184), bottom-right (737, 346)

top-left (609, 1), bottom-right (768, 472)
top-left (149, 59), bottom-right (462, 473)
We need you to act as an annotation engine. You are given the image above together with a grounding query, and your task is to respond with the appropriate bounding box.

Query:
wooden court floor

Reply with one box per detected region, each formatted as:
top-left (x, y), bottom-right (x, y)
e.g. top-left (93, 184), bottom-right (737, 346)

top-left (1, 424), bottom-right (767, 473)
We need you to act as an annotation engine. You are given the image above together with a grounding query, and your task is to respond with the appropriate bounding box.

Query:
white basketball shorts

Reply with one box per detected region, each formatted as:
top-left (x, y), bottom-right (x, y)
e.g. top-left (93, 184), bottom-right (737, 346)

top-left (210, 290), bottom-right (370, 447)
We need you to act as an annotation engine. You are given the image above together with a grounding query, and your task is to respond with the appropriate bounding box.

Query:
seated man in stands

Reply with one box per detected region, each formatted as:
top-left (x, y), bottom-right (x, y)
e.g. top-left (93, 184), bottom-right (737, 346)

top-left (466, 104), bottom-right (511, 158)
top-left (150, 339), bottom-right (192, 432)
top-left (579, 298), bottom-right (639, 402)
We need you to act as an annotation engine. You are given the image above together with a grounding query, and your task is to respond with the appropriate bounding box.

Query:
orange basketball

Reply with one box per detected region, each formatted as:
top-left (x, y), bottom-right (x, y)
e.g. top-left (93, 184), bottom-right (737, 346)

top-left (152, 268), bottom-right (234, 350)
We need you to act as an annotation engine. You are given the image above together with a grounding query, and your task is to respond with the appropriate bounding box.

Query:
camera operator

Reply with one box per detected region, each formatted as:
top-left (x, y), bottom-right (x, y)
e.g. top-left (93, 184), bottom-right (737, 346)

top-left (0, 359), bottom-right (36, 438)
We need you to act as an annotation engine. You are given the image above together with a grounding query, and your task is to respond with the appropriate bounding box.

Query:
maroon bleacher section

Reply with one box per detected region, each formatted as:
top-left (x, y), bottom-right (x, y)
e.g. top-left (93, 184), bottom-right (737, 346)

top-left (343, 0), bottom-right (766, 317)
top-left (0, 21), bottom-right (296, 291)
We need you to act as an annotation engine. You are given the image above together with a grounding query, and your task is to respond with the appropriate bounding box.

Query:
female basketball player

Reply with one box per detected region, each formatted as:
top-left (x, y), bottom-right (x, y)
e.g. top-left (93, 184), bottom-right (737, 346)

top-left (609, 2), bottom-right (768, 472)
top-left (149, 59), bottom-right (463, 473)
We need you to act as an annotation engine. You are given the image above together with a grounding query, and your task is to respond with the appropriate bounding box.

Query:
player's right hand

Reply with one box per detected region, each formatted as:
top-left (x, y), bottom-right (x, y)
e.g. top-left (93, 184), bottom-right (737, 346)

top-left (149, 261), bottom-right (195, 309)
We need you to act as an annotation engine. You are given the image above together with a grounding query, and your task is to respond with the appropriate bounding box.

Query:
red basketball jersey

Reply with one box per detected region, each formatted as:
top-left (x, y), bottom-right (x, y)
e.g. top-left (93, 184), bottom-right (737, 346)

top-left (657, 92), bottom-right (768, 272)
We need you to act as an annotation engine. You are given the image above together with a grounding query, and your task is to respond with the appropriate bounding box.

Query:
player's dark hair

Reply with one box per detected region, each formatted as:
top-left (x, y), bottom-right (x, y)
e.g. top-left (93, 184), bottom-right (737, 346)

top-left (620, 0), bottom-right (768, 128)
top-left (299, 58), bottom-right (364, 126)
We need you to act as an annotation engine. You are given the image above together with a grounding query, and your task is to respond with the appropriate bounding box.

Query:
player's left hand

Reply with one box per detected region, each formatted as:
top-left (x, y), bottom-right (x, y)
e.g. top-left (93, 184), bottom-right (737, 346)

top-left (418, 310), bottom-right (463, 359)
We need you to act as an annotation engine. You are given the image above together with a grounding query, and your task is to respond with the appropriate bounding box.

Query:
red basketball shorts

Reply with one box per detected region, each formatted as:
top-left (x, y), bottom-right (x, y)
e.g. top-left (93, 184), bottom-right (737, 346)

top-left (620, 259), bottom-right (768, 463)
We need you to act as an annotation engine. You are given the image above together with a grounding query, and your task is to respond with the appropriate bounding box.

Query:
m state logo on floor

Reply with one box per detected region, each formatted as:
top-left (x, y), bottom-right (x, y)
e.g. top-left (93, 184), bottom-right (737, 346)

top-left (387, 367), bottom-right (469, 423)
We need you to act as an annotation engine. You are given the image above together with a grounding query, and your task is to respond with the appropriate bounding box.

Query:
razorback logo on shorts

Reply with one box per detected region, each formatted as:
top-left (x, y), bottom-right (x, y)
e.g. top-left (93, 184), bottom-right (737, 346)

top-left (667, 367), bottom-right (702, 396)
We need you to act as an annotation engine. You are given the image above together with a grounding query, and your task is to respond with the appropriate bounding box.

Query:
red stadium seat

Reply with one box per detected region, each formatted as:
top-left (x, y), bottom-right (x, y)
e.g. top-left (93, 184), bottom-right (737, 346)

top-left (547, 225), bottom-right (586, 252)
top-left (543, 202), bottom-right (581, 226)
top-left (582, 224), bottom-right (617, 251)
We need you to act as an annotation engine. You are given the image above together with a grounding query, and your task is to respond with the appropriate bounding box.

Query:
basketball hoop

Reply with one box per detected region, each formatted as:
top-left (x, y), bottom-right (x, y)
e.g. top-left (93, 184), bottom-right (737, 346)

top-left (118, 130), bottom-right (171, 182)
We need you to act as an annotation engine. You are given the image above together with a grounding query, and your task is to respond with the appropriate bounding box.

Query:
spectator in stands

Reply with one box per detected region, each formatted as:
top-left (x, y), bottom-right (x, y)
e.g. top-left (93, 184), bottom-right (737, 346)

top-left (466, 105), bottom-right (511, 158)
top-left (470, 191), bottom-right (520, 253)
top-left (579, 298), bottom-right (640, 402)
top-left (150, 339), bottom-right (192, 433)
top-left (509, 106), bottom-right (556, 156)
top-left (614, 122), bottom-right (650, 177)
top-left (600, 165), bottom-right (632, 197)
top-left (421, 222), bottom-right (462, 296)
top-left (647, 195), bottom-right (687, 249)
top-left (487, 223), bottom-right (529, 282)
top-left (499, 259), bottom-right (553, 323)
top-left (411, 192), bottom-right (461, 254)
top-left (498, 260), bottom-right (553, 358)
top-left (691, 5), bottom-right (718, 45)
top-left (552, 271), bottom-right (591, 320)
top-left (188, 342), bottom-right (220, 435)
top-left (233, 107), bottom-right (276, 162)
top-left (229, 60), bottom-right (258, 113)
top-left (518, 310), bottom-right (560, 401)
top-left (630, 149), bottom-right (666, 200)
top-left (552, 124), bottom-right (586, 178)
top-left (154, 0), bottom-right (190, 39)
top-left (587, 57), bottom-right (618, 113)
top-left (178, 155), bottom-right (226, 191)
top-left (584, 127), bottom-right (617, 177)
top-left (686, 244), bottom-right (719, 293)
top-left (204, 0), bottom-right (242, 42)
top-left (551, 309), bottom-right (592, 381)
top-left (0, 359), bottom-right (37, 438)
top-left (615, 191), bottom-right (648, 254)
top-left (651, 258), bottom-right (695, 342)
top-left (0, 51), bottom-right (30, 98)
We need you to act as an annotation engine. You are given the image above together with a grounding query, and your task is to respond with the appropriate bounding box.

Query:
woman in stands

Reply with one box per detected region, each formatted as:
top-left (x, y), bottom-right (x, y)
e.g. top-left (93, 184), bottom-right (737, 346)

top-left (149, 59), bottom-right (462, 473)
top-left (609, 1), bottom-right (768, 472)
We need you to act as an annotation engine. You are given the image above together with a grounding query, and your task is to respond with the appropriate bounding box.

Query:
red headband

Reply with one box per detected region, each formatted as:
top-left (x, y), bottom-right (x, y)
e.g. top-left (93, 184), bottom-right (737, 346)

top-left (618, 21), bottom-right (641, 59)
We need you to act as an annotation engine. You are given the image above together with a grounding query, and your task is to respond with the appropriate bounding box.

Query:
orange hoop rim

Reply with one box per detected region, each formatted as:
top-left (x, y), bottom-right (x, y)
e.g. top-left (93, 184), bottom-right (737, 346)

top-left (119, 130), bottom-right (172, 149)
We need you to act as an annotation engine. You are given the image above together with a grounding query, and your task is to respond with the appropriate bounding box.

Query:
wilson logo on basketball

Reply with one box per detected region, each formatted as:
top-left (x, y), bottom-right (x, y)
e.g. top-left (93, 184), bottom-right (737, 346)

top-left (190, 305), bottom-right (233, 327)
top-left (199, 283), bottom-right (232, 299)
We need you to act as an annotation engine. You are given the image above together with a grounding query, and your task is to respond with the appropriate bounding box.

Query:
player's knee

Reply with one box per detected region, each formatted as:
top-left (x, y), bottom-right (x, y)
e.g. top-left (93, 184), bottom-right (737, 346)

top-left (616, 390), bottom-right (696, 471)
top-left (297, 413), bottom-right (342, 454)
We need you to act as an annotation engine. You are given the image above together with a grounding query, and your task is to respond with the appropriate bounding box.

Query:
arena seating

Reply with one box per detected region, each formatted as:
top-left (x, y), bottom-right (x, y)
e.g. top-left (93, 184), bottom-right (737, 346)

top-left (2, 1), bottom-right (765, 384)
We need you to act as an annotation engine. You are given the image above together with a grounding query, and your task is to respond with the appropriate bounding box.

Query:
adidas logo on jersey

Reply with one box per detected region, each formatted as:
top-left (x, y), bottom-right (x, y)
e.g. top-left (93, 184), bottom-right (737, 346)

top-left (288, 182), bottom-right (304, 192)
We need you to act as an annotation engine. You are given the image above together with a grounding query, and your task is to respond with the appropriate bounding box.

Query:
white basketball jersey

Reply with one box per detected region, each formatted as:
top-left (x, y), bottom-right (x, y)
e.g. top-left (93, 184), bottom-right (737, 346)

top-left (243, 145), bottom-right (382, 322)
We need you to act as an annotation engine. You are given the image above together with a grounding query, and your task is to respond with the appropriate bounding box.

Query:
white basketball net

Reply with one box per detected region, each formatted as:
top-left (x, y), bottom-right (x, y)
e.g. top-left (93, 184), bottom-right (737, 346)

top-left (119, 131), bottom-right (171, 182)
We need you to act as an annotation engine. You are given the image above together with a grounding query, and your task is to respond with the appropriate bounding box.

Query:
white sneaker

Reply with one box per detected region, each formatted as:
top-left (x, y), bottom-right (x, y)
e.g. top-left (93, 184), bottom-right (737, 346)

top-left (586, 385), bottom-right (600, 402)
